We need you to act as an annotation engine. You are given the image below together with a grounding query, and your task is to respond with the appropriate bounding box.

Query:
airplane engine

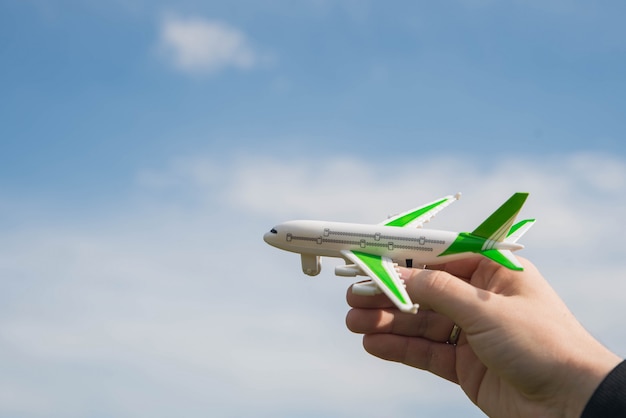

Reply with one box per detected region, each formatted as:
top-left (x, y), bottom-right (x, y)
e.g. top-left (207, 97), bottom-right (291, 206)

top-left (334, 264), bottom-right (363, 277)
top-left (352, 280), bottom-right (382, 296)
top-left (301, 254), bottom-right (321, 276)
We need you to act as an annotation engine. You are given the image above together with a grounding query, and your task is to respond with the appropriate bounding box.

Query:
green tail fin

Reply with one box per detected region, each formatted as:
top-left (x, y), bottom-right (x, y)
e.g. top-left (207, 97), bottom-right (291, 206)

top-left (439, 193), bottom-right (532, 271)
top-left (472, 193), bottom-right (529, 242)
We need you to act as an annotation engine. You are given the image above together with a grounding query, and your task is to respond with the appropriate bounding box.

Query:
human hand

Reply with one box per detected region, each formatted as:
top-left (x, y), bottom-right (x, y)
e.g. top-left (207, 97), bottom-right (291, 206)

top-left (346, 257), bottom-right (621, 418)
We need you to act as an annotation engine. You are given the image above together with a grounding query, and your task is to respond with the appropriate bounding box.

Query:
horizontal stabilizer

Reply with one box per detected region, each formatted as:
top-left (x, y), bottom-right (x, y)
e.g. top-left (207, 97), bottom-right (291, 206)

top-left (482, 249), bottom-right (523, 271)
top-left (505, 219), bottom-right (536, 243)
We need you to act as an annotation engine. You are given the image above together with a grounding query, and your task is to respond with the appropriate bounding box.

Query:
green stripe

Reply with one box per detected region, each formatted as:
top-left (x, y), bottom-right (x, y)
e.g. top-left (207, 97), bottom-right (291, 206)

top-left (384, 198), bottom-right (448, 227)
top-left (352, 251), bottom-right (407, 304)
top-left (439, 232), bottom-right (485, 257)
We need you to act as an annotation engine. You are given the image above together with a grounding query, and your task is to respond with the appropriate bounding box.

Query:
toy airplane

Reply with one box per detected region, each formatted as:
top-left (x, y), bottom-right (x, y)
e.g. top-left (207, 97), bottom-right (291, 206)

top-left (263, 193), bottom-right (534, 314)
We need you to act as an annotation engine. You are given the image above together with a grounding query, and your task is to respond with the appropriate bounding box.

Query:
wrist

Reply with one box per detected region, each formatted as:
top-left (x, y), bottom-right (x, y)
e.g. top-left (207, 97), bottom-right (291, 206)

top-left (580, 359), bottom-right (626, 418)
top-left (559, 345), bottom-right (621, 418)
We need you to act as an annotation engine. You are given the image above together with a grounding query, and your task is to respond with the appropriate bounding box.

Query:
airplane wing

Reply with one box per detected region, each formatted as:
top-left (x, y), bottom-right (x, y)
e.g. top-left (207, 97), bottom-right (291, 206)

top-left (380, 193), bottom-right (461, 228)
top-left (341, 250), bottom-right (419, 314)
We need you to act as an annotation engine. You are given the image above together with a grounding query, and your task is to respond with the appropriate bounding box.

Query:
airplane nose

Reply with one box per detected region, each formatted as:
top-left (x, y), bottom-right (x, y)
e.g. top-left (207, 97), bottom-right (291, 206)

top-left (264, 227), bottom-right (281, 247)
top-left (263, 230), bottom-right (277, 245)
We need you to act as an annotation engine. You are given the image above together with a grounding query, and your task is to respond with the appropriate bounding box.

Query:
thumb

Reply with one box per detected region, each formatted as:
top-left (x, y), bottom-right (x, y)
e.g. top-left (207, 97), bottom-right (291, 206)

top-left (400, 267), bottom-right (491, 329)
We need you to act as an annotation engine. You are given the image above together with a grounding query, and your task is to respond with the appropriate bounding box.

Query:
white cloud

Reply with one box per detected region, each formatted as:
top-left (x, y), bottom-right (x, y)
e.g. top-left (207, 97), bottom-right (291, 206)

top-left (158, 16), bottom-right (259, 75)
top-left (1, 151), bottom-right (626, 417)
top-left (134, 150), bottom-right (626, 340)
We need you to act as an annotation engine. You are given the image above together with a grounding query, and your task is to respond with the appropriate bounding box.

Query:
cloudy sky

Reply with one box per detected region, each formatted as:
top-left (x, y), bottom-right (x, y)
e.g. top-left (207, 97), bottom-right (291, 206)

top-left (1, 1), bottom-right (626, 417)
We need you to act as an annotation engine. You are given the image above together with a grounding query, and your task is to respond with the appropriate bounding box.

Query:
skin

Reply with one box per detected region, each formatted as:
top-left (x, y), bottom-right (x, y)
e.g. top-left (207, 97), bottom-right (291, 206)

top-left (346, 257), bottom-right (622, 418)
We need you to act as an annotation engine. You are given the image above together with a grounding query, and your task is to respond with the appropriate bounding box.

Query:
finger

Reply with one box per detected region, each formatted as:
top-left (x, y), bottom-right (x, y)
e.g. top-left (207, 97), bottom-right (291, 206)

top-left (401, 267), bottom-right (492, 330)
top-left (363, 334), bottom-right (459, 383)
top-left (347, 258), bottom-right (484, 308)
top-left (346, 308), bottom-right (454, 342)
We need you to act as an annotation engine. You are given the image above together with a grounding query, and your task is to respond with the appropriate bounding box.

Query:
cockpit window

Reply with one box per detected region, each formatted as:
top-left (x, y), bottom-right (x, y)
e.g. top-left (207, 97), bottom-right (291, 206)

top-left (270, 228), bottom-right (277, 234)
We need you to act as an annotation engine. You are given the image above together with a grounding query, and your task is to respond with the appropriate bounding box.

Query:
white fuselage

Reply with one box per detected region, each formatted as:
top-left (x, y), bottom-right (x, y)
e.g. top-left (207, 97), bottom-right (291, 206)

top-left (264, 220), bottom-right (470, 267)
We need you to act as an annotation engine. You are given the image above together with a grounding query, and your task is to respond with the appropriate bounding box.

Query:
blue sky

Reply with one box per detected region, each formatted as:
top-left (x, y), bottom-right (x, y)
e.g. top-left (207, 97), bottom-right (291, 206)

top-left (2, 1), bottom-right (626, 417)
top-left (2, 0), bottom-right (626, 200)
